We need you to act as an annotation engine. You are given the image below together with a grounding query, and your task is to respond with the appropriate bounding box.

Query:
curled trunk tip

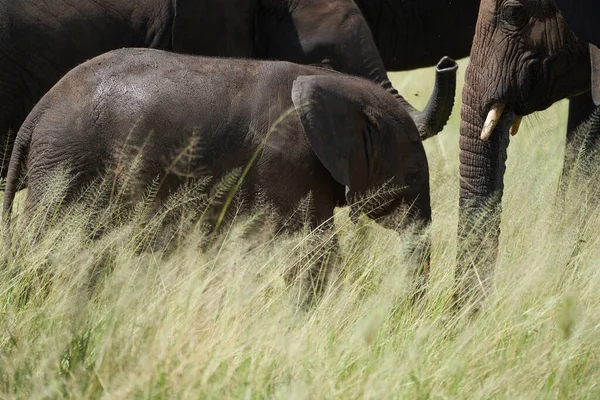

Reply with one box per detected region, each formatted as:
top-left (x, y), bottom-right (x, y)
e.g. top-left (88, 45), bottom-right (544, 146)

top-left (437, 56), bottom-right (459, 73)
top-left (416, 57), bottom-right (459, 140)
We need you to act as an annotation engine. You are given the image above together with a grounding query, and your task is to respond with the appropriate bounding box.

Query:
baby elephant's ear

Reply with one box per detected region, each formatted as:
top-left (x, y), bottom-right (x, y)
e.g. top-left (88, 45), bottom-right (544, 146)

top-left (291, 75), bottom-right (368, 188)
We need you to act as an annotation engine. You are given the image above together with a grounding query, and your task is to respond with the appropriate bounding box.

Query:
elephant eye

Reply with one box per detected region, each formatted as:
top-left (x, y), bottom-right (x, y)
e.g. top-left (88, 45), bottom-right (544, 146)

top-left (502, 2), bottom-right (527, 28)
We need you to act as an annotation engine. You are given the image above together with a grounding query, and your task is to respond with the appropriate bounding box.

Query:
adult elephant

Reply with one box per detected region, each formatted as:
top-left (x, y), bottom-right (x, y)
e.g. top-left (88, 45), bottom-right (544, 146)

top-left (555, 0), bottom-right (600, 48)
top-left (0, 0), bottom-right (457, 179)
top-left (457, 0), bottom-right (600, 299)
top-left (355, 0), bottom-right (479, 71)
top-left (355, 0), bottom-right (595, 159)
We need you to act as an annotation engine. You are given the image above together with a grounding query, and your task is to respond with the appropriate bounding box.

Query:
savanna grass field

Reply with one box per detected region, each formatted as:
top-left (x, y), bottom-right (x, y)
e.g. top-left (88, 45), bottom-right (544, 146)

top-left (2, 59), bottom-right (600, 398)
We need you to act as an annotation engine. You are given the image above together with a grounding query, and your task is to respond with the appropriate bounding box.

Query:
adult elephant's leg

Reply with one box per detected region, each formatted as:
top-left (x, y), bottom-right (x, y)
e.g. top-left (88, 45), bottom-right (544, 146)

top-left (559, 95), bottom-right (600, 263)
top-left (562, 91), bottom-right (600, 186)
top-left (0, 102), bottom-right (28, 182)
top-left (567, 92), bottom-right (596, 133)
top-left (0, 67), bottom-right (38, 181)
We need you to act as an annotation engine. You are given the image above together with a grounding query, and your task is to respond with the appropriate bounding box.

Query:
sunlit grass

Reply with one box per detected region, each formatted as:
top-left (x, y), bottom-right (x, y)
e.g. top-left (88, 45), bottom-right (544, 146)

top-left (1, 60), bottom-right (599, 398)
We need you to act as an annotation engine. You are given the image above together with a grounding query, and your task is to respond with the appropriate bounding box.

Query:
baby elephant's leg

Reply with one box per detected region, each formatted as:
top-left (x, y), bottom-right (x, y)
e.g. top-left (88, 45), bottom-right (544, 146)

top-left (305, 219), bottom-right (340, 305)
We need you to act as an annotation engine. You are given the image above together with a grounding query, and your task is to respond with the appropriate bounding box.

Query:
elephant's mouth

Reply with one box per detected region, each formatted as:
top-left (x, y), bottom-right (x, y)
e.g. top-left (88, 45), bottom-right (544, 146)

top-left (514, 99), bottom-right (555, 116)
top-left (372, 201), bottom-right (430, 232)
top-left (479, 96), bottom-right (555, 142)
top-left (479, 58), bottom-right (550, 142)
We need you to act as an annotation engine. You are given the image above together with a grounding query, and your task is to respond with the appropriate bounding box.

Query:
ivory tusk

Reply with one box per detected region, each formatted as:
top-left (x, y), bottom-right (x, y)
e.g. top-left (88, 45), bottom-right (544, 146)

top-left (510, 115), bottom-right (523, 136)
top-left (480, 103), bottom-right (505, 141)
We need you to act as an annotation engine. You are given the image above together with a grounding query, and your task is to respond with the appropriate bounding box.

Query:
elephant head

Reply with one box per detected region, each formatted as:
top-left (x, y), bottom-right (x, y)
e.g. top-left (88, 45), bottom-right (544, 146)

top-left (263, 0), bottom-right (459, 140)
top-left (458, 0), bottom-right (591, 294)
top-left (291, 74), bottom-right (431, 276)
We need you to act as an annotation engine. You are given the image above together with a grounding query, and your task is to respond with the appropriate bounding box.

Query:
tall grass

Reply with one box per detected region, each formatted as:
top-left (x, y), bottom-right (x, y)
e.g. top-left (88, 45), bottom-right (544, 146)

top-left (1, 60), bottom-right (600, 398)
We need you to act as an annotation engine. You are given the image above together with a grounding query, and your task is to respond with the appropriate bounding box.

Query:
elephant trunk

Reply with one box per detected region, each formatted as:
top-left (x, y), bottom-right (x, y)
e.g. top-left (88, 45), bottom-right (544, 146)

top-left (457, 65), bottom-right (512, 301)
top-left (378, 57), bottom-right (458, 140)
top-left (414, 57), bottom-right (459, 140)
top-left (332, 6), bottom-right (458, 140)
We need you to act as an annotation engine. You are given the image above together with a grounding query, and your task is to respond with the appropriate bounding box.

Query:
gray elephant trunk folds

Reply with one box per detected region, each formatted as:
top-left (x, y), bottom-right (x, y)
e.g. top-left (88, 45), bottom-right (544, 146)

top-left (415, 57), bottom-right (459, 140)
top-left (457, 77), bottom-right (513, 301)
top-left (378, 57), bottom-right (458, 141)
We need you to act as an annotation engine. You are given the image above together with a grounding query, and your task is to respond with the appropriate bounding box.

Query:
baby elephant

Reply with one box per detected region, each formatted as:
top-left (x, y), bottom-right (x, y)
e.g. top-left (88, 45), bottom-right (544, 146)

top-left (4, 49), bottom-right (437, 245)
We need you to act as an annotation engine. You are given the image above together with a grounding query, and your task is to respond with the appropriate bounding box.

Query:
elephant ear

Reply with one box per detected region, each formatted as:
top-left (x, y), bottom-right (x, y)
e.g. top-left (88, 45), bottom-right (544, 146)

top-left (291, 75), bottom-right (374, 191)
top-left (591, 45), bottom-right (600, 106)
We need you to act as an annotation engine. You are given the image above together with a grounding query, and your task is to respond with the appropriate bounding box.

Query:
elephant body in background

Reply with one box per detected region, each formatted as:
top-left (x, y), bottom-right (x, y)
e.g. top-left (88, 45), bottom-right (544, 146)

top-left (555, 0), bottom-right (600, 48)
top-left (457, 0), bottom-right (599, 298)
top-left (554, 0), bottom-right (600, 106)
top-left (0, 0), bottom-right (455, 180)
top-left (3, 49), bottom-right (441, 247)
top-left (355, 0), bottom-right (480, 71)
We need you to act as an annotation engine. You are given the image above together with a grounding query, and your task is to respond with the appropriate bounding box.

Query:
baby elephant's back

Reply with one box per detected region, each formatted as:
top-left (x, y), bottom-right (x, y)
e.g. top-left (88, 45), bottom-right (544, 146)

top-left (25, 49), bottom-right (311, 204)
top-left (31, 50), bottom-right (257, 160)
top-left (81, 49), bottom-right (265, 145)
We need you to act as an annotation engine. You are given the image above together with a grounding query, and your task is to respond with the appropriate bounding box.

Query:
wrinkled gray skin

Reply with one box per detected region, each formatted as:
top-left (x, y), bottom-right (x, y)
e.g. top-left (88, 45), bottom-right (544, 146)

top-left (458, 0), bottom-right (593, 299)
top-left (355, 0), bottom-right (595, 161)
top-left (0, 0), bottom-right (455, 179)
top-left (4, 50), bottom-right (440, 280)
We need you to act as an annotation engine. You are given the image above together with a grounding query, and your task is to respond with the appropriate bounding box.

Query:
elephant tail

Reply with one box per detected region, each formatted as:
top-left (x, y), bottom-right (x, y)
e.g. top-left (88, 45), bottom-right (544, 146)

top-left (2, 120), bottom-right (32, 227)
